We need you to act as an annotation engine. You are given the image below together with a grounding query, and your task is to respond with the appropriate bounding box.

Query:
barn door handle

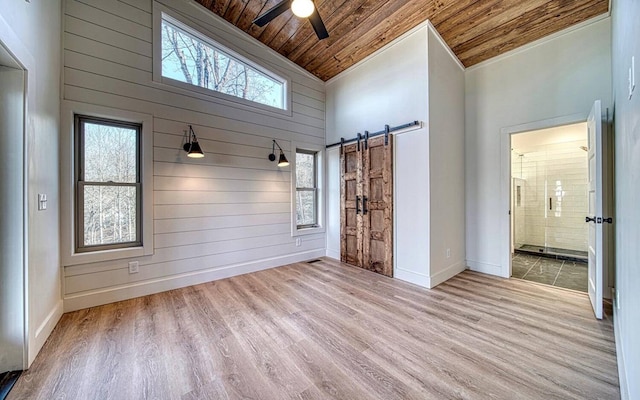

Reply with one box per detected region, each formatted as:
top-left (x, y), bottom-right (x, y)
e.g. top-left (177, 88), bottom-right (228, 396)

top-left (363, 196), bottom-right (368, 215)
top-left (549, 197), bottom-right (552, 210)
top-left (585, 216), bottom-right (596, 223)
top-left (356, 196), bottom-right (361, 214)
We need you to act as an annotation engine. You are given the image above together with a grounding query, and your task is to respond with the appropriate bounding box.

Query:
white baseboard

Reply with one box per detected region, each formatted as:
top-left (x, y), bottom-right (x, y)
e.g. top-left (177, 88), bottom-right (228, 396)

top-left (467, 259), bottom-right (504, 277)
top-left (63, 249), bottom-right (325, 312)
top-left (614, 305), bottom-right (629, 400)
top-left (395, 267), bottom-right (430, 288)
top-left (429, 260), bottom-right (467, 288)
top-left (396, 261), bottom-right (467, 289)
top-left (29, 299), bottom-right (63, 366)
top-left (325, 248), bottom-right (340, 260)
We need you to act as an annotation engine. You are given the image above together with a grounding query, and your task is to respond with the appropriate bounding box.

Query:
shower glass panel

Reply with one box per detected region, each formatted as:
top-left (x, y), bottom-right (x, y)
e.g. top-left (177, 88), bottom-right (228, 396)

top-left (511, 141), bottom-right (588, 257)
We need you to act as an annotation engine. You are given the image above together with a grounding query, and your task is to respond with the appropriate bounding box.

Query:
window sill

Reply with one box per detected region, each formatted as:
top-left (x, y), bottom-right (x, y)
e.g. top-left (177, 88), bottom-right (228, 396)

top-left (292, 225), bottom-right (325, 237)
top-left (62, 245), bottom-right (153, 267)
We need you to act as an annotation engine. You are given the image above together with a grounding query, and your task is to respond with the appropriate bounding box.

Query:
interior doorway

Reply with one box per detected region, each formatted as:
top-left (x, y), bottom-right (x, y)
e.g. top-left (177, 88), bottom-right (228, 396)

top-left (510, 123), bottom-right (589, 292)
top-left (0, 40), bottom-right (26, 395)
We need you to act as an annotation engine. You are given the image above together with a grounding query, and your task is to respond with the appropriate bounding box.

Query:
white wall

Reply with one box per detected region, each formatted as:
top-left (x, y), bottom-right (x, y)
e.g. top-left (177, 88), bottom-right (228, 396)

top-left (610, 0), bottom-right (640, 398)
top-left (325, 146), bottom-right (340, 259)
top-left (465, 17), bottom-right (612, 277)
top-left (326, 23), bottom-right (429, 282)
top-left (60, 0), bottom-right (326, 311)
top-left (0, 64), bottom-right (25, 372)
top-left (426, 28), bottom-right (466, 285)
top-left (0, 0), bottom-right (63, 366)
top-left (326, 22), bottom-right (465, 288)
top-left (326, 26), bottom-right (428, 144)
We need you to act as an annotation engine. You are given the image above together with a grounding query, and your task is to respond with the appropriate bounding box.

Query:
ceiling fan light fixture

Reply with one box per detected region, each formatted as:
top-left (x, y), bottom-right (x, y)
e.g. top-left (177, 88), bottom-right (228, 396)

top-left (291, 0), bottom-right (314, 18)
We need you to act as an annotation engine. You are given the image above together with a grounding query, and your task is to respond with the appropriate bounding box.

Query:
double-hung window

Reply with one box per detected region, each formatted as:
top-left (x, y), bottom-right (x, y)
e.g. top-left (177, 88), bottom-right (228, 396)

top-left (75, 115), bottom-right (142, 253)
top-left (295, 149), bottom-right (319, 228)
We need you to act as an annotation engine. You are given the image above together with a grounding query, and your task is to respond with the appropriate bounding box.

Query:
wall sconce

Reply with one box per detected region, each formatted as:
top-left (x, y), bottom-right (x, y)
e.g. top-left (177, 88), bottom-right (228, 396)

top-left (268, 139), bottom-right (289, 167)
top-left (183, 125), bottom-right (204, 158)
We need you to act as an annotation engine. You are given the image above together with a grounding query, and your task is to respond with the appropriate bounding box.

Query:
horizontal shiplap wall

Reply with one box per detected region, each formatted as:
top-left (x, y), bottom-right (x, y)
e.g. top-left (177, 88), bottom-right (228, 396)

top-left (62, 0), bottom-right (326, 311)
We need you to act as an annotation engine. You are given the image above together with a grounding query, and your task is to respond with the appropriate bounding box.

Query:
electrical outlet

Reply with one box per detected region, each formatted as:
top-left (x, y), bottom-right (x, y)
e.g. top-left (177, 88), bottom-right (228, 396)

top-left (128, 261), bottom-right (139, 274)
top-left (295, 238), bottom-right (301, 247)
top-left (446, 248), bottom-right (451, 258)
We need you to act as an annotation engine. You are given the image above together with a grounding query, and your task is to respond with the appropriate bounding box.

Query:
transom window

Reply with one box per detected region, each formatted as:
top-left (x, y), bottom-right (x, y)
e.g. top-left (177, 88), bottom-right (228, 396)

top-left (160, 14), bottom-right (286, 110)
top-left (296, 149), bottom-right (318, 228)
top-left (75, 115), bottom-right (142, 252)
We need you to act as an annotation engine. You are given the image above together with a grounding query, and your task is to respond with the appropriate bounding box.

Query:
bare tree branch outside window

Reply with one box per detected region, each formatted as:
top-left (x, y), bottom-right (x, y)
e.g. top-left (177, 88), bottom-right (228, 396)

top-left (296, 150), bottom-right (317, 227)
top-left (76, 116), bottom-right (141, 252)
top-left (161, 18), bottom-right (285, 110)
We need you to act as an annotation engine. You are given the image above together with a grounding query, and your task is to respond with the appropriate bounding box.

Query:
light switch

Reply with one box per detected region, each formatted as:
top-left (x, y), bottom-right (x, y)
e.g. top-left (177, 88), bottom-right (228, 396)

top-left (632, 56), bottom-right (636, 97)
top-left (38, 194), bottom-right (47, 211)
top-left (630, 56), bottom-right (636, 100)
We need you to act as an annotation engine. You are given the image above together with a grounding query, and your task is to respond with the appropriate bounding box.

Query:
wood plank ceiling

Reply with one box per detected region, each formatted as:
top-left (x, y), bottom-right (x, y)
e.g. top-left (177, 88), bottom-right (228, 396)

top-left (194, 0), bottom-right (609, 81)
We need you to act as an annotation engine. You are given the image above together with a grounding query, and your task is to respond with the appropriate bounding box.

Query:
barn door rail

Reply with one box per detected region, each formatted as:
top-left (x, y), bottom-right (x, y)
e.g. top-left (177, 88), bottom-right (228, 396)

top-left (326, 120), bottom-right (421, 151)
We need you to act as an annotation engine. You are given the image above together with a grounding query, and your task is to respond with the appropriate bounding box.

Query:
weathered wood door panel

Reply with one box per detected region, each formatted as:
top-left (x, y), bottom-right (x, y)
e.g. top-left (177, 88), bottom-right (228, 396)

top-left (340, 135), bottom-right (393, 277)
top-left (362, 135), bottom-right (393, 276)
top-left (340, 143), bottom-right (361, 266)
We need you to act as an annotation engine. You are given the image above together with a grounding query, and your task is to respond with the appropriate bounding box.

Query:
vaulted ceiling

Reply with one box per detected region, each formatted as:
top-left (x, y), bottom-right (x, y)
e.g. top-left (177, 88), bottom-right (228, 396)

top-left (194, 0), bottom-right (609, 81)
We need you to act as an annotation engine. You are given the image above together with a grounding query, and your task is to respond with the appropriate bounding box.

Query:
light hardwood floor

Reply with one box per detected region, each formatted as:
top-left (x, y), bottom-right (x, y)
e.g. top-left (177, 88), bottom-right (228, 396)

top-left (9, 258), bottom-right (619, 399)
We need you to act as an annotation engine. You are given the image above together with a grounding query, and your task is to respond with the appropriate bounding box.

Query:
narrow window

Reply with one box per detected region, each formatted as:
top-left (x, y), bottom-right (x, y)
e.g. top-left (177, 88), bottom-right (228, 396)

top-left (75, 115), bottom-right (142, 252)
top-left (296, 149), bottom-right (318, 228)
top-left (160, 15), bottom-right (286, 110)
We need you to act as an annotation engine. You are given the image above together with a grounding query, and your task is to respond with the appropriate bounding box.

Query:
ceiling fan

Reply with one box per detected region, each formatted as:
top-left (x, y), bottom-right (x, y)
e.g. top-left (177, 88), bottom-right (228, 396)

top-left (253, 0), bottom-right (329, 40)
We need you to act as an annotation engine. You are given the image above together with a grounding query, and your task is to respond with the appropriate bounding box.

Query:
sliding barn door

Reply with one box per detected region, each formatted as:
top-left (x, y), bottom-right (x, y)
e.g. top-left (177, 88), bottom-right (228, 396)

top-left (362, 135), bottom-right (393, 276)
top-left (340, 142), bottom-right (362, 266)
top-left (340, 135), bottom-right (393, 277)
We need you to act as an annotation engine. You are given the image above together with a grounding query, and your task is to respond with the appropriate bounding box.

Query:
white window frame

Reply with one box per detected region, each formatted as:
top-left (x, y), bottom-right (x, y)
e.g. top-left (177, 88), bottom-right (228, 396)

top-left (291, 141), bottom-right (325, 237)
top-left (61, 101), bottom-right (154, 266)
top-left (152, 2), bottom-right (291, 115)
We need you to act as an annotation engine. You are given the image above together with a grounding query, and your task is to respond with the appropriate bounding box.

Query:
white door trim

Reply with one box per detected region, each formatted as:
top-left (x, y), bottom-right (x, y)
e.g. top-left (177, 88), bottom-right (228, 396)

top-left (499, 113), bottom-right (586, 279)
top-left (0, 12), bottom-right (36, 369)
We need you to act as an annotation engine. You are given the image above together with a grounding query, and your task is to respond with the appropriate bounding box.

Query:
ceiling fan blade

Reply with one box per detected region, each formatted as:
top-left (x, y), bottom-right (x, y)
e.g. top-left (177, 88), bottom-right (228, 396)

top-left (308, 8), bottom-right (329, 40)
top-left (253, 0), bottom-right (293, 27)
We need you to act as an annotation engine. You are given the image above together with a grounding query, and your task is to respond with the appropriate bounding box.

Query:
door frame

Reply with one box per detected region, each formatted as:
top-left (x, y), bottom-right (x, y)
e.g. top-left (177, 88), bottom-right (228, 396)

top-left (499, 113), bottom-right (586, 279)
top-left (0, 13), bottom-right (35, 369)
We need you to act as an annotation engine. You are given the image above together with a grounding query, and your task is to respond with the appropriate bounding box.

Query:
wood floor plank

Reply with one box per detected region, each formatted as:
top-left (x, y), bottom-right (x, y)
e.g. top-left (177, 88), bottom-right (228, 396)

top-left (7, 258), bottom-right (619, 400)
top-left (290, 263), bottom-right (582, 398)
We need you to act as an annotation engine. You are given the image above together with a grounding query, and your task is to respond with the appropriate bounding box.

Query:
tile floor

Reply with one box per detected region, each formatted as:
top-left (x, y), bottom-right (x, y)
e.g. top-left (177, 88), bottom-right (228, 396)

top-left (512, 252), bottom-right (588, 292)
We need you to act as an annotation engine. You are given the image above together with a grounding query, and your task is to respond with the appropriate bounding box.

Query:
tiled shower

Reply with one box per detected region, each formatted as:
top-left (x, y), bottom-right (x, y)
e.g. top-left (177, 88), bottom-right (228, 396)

top-left (511, 126), bottom-right (589, 292)
top-left (511, 132), bottom-right (588, 259)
